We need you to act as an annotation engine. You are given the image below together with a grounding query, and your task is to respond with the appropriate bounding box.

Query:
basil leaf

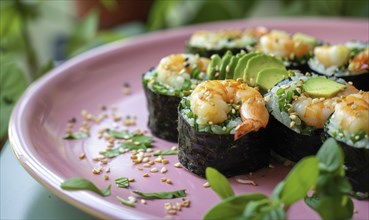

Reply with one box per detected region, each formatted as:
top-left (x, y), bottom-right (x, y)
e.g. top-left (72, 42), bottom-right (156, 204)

top-left (304, 193), bottom-right (320, 210)
top-left (260, 206), bottom-right (287, 220)
top-left (153, 149), bottom-right (178, 156)
top-left (115, 177), bottom-right (129, 188)
top-left (278, 156), bottom-right (319, 205)
top-left (107, 129), bottom-right (132, 139)
top-left (203, 194), bottom-right (267, 220)
top-left (316, 175), bottom-right (352, 196)
top-left (102, 147), bottom-right (123, 158)
top-left (317, 138), bottom-right (344, 174)
top-left (116, 196), bottom-right (135, 208)
top-left (62, 132), bottom-right (89, 140)
top-left (315, 196), bottom-right (354, 220)
top-left (61, 177), bottom-right (111, 197)
top-left (205, 167), bottom-right (234, 199)
top-left (132, 189), bottom-right (186, 199)
top-left (243, 199), bottom-right (286, 220)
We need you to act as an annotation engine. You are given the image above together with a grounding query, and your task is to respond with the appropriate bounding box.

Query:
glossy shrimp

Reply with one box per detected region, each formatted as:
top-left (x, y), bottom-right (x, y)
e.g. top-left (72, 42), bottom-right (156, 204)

top-left (348, 48), bottom-right (369, 74)
top-left (332, 91), bottom-right (369, 136)
top-left (314, 45), bottom-right (351, 68)
top-left (156, 54), bottom-right (209, 89)
top-left (292, 84), bottom-right (359, 128)
top-left (258, 31), bottom-right (313, 59)
top-left (190, 80), bottom-right (269, 140)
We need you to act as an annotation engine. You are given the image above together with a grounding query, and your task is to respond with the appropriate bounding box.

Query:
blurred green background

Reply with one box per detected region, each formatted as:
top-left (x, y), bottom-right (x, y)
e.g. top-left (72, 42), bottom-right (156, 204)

top-left (0, 0), bottom-right (368, 147)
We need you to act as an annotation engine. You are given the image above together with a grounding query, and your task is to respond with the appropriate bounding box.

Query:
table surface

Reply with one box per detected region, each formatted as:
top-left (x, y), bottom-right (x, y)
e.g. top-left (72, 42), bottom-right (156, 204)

top-left (0, 143), bottom-right (94, 219)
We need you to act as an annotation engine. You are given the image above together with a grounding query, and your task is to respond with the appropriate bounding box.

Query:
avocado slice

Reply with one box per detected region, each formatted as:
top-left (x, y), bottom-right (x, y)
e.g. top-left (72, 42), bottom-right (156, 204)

top-left (302, 77), bottom-right (346, 98)
top-left (244, 54), bottom-right (285, 86)
top-left (225, 56), bottom-right (238, 79)
top-left (256, 68), bottom-right (289, 92)
top-left (218, 51), bottom-right (233, 80)
top-left (233, 53), bottom-right (259, 80)
top-left (207, 54), bottom-right (222, 80)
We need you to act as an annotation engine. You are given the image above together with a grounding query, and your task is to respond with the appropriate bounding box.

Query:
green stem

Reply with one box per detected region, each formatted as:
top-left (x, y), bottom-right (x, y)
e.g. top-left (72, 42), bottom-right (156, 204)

top-left (15, 0), bottom-right (39, 80)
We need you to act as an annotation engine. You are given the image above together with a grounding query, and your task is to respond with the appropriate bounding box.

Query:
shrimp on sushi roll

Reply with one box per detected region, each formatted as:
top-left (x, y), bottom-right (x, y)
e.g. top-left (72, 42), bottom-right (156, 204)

top-left (323, 91), bottom-right (369, 195)
top-left (265, 73), bottom-right (358, 162)
top-left (178, 79), bottom-right (270, 177)
top-left (308, 41), bottom-right (369, 91)
top-left (143, 54), bottom-right (210, 142)
top-left (257, 30), bottom-right (319, 71)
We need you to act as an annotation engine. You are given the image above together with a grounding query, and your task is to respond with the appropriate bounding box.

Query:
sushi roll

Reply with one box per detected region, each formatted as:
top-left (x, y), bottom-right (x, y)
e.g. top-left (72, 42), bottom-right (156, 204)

top-left (265, 73), bottom-right (359, 162)
top-left (257, 30), bottom-right (319, 71)
top-left (323, 91), bottom-right (369, 195)
top-left (178, 79), bottom-right (270, 177)
top-left (186, 27), bottom-right (268, 58)
top-left (142, 54), bottom-right (210, 142)
top-left (308, 41), bottom-right (369, 91)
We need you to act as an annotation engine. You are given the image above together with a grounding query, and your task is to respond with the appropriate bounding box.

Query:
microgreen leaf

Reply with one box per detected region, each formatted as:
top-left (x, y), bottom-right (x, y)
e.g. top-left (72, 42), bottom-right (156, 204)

top-left (315, 196), bottom-right (354, 220)
top-left (61, 177), bottom-right (111, 197)
top-left (132, 189), bottom-right (186, 199)
top-left (106, 129), bottom-right (132, 139)
top-left (102, 147), bottom-right (123, 158)
top-left (316, 138), bottom-right (344, 175)
top-left (203, 194), bottom-right (267, 220)
top-left (115, 177), bottom-right (129, 188)
top-left (153, 149), bottom-right (178, 156)
top-left (116, 196), bottom-right (135, 208)
top-left (243, 199), bottom-right (286, 220)
top-left (278, 156), bottom-right (319, 205)
top-left (205, 167), bottom-right (234, 199)
top-left (62, 132), bottom-right (89, 140)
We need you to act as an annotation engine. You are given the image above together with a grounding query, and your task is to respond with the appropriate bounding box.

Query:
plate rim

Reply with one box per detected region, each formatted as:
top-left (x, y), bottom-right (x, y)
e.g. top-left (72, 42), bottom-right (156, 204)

top-left (8, 17), bottom-right (369, 219)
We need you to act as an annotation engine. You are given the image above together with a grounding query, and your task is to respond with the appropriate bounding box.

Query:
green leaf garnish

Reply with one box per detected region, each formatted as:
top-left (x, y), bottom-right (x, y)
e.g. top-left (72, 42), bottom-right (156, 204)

top-left (132, 189), bottom-right (186, 199)
top-left (203, 194), bottom-right (267, 220)
top-left (115, 177), bottom-right (129, 188)
top-left (153, 149), bottom-right (178, 156)
top-left (205, 167), bottom-right (234, 199)
top-left (60, 177), bottom-right (111, 197)
top-left (278, 156), bottom-right (319, 205)
top-left (62, 132), bottom-right (89, 140)
top-left (316, 138), bottom-right (344, 174)
top-left (116, 196), bottom-right (135, 208)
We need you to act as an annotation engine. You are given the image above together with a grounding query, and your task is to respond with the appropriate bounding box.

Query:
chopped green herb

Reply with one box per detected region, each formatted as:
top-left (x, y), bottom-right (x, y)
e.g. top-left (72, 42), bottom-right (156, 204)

top-left (63, 132), bottom-right (89, 140)
top-left (153, 149), bottom-right (178, 156)
top-left (115, 177), bottom-right (129, 188)
top-left (102, 148), bottom-right (122, 158)
top-left (106, 129), bottom-right (131, 139)
top-left (60, 177), bottom-right (111, 197)
top-left (205, 167), bottom-right (234, 199)
top-left (350, 129), bottom-right (366, 143)
top-left (116, 196), bottom-right (135, 207)
top-left (132, 189), bottom-right (186, 199)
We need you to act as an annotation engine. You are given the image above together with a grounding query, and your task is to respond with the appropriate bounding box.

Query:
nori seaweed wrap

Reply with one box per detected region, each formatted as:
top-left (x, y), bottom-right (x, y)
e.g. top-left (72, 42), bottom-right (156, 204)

top-left (308, 41), bottom-right (369, 91)
top-left (322, 91), bottom-right (369, 197)
top-left (178, 80), bottom-right (270, 177)
top-left (256, 30), bottom-right (319, 72)
top-left (265, 73), bottom-right (358, 162)
top-left (142, 54), bottom-right (210, 142)
top-left (186, 27), bottom-right (267, 58)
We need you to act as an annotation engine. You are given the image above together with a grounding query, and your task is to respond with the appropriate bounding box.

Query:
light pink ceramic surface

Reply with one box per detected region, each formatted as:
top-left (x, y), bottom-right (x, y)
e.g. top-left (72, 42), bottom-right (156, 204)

top-left (9, 18), bottom-right (369, 219)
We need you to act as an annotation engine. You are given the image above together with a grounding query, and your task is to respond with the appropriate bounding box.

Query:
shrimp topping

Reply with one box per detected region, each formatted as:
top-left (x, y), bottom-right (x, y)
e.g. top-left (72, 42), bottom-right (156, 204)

top-left (156, 54), bottom-right (209, 90)
top-left (314, 45), bottom-right (351, 68)
top-left (258, 30), bottom-right (314, 59)
top-left (331, 92), bottom-right (369, 136)
top-left (190, 80), bottom-right (269, 140)
top-left (292, 84), bottom-right (359, 128)
top-left (348, 48), bottom-right (369, 74)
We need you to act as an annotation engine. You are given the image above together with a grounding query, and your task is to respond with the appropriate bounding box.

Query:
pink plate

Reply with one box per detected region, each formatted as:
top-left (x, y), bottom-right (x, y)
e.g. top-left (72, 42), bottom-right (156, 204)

top-left (9, 18), bottom-right (369, 219)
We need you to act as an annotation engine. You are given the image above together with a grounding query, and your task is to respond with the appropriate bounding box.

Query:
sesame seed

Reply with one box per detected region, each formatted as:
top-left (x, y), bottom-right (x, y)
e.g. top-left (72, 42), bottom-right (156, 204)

top-left (128, 196), bottom-right (137, 203)
top-left (143, 173), bottom-right (150, 177)
top-left (104, 175), bottom-right (109, 180)
top-left (171, 146), bottom-right (178, 150)
top-left (79, 153), bottom-right (86, 160)
top-left (160, 167), bottom-right (168, 173)
top-left (160, 177), bottom-right (167, 182)
top-left (203, 182), bottom-right (210, 188)
top-left (140, 199), bottom-right (147, 204)
top-left (92, 167), bottom-right (102, 174)
top-left (167, 209), bottom-right (177, 215)
top-left (143, 163), bottom-right (151, 168)
top-left (105, 168), bottom-right (110, 173)
top-left (289, 115), bottom-right (297, 120)
top-left (290, 121), bottom-right (296, 128)
top-left (162, 159), bottom-right (169, 164)
top-left (236, 178), bottom-right (257, 186)
top-left (136, 166), bottom-right (143, 171)
top-left (166, 179), bottom-right (173, 184)
top-left (148, 161), bottom-right (155, 165)
top-left (142, 157), bottom-right (149, 163)
top-left (128, 178), bottom-right (135, 182)
top-left (268, 164), bottom-right (275, 168)
top-left (150, 168), bottom-right (158, 173)
top-left (146, 148), bottom-right (153, 153)
top-left (174, 162), bottom-right (182, 168)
